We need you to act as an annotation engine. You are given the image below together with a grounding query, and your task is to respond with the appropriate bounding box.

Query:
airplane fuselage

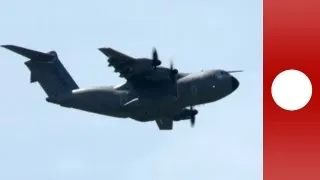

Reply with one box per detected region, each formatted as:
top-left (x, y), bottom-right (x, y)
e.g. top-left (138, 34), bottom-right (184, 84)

top-left (53, 69), bottom-right (239, 122)
top-left (2, 44), bottom-right (241, 129)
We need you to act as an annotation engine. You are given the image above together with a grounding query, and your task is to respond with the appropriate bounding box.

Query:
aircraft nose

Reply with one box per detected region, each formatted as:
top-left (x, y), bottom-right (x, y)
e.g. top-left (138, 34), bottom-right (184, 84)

top-left (231, 76), bottom-right (239, 90)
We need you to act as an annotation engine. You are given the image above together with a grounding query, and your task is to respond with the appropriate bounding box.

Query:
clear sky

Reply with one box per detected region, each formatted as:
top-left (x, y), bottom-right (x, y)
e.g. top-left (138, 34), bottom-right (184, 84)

top-left (0, 0), bottom-right (261, 179)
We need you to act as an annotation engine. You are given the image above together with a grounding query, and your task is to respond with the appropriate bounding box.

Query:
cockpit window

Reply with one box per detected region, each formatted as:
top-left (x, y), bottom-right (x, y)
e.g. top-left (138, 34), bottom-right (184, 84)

top-left (214, 70), bottom-right (229, 79)
top-left (220, 70), bottom-right (228, 75)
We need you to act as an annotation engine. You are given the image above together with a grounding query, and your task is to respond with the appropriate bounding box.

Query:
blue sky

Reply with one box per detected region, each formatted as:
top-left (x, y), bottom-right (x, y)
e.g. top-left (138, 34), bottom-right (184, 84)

top-left (0, 0), bottom-right (261, 179)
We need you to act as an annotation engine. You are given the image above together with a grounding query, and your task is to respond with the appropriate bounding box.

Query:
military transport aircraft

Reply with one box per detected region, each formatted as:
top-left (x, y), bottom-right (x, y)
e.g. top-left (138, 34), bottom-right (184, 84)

top-left (2, 45), bottom-right (242, 130)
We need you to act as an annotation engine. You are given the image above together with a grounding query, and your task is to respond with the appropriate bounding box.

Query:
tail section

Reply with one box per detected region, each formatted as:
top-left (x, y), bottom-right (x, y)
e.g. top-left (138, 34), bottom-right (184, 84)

top-left (2, 45), bottom-right (79, 100)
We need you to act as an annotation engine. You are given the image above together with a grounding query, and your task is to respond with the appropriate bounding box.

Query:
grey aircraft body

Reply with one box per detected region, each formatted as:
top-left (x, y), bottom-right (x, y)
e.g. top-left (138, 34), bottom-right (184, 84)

top-left (2, 45), bottom-right (242, 130)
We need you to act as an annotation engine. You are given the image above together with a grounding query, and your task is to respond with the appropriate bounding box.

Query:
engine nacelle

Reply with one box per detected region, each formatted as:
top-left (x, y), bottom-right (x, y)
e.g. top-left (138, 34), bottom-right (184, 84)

top-left (173, 109), bottom-right (198, 121)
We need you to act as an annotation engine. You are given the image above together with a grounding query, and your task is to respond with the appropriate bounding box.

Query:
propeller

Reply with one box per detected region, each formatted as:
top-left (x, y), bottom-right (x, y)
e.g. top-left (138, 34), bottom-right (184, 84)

top-left (190, 106), bottom-right (197, 127)
top-left (169, 59), bottom-right (178, 83)
top-left (152, 47), bottom-right (161, 69)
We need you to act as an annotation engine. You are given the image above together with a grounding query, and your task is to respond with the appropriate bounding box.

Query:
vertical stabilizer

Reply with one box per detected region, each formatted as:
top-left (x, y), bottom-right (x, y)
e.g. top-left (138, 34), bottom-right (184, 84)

top-left (2, 45), bottom-right (79, 100)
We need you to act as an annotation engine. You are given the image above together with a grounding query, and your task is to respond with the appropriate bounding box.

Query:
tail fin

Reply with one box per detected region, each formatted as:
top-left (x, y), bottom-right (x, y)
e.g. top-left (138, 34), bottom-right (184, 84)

top-left (2, 45), bottom-right (79, 100)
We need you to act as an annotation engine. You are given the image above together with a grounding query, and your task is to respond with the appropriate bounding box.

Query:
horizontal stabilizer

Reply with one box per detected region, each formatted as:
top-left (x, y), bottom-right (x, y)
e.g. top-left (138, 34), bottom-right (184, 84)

top-left (1, 45), bottom-right (54, 61)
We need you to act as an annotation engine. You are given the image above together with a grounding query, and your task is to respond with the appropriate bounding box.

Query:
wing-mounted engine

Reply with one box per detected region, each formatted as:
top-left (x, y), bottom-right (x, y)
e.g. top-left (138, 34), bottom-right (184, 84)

top-left (98, 46), bottom-right (180, 97)
top-left (152, 48), bottom-right (178, 83)
top-left (99, 47), bottom-right (163, 78)
top-left (173, 106), bottom-right (198, 127)
top-left (150, 48), bottom-right (179, 97)
top-left (151, 47), bottom-right (161, 69)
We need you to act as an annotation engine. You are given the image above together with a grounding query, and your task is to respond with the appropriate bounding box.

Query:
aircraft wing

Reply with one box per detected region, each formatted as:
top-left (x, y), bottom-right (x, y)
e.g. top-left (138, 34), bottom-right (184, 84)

top-left (98, 47), bottom-right (177, 87)
top-left (99, 47), bottom-right (136, 79)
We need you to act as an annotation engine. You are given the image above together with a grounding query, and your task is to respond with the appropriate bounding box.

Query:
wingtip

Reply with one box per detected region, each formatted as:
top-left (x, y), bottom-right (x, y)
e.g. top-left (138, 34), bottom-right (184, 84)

top-left (1, 45), bottom-right (11, 49)
top-left (98, 47), bottom-right (106, 52)
top-left (98, 47), bottom-right (110, 51)
top-left (98, 47), bottom-right (112, 56)
top-left (98, 47), bottom-right (105, 53)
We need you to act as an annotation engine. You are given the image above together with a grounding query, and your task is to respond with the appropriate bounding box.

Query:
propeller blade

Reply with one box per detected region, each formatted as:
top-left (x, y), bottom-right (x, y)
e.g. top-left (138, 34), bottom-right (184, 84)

top-left (190, 106), bottom-right (195, 127)
top-left (169, 59), bottom-right (178, 83)
top-left (152, 47), bottom-right (158, 61)
top-left (191, 115), bottom-right (195, 127)
top-left (170, 59), bottom-right (174, 70)
top-left (151, 47), bottom-right (161, 69)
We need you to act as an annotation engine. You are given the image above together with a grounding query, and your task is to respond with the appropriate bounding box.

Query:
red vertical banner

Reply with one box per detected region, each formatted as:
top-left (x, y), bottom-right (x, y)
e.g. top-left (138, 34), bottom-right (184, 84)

top-left (264, 0), bottom-right (320, 180)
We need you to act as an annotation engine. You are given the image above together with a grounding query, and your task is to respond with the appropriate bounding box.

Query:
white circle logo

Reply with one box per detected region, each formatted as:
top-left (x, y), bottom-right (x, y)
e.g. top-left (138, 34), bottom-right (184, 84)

top-left (271, 69), bottom-right (312, 111)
